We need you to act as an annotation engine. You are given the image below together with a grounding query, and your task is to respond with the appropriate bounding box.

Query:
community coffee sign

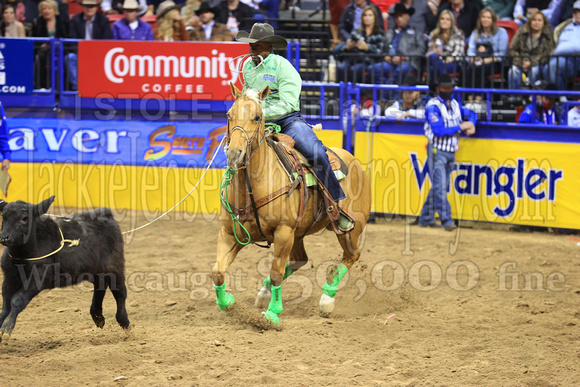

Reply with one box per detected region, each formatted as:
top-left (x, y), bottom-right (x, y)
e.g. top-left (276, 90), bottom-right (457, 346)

top-left (78, 41), bottom-right (248, 100)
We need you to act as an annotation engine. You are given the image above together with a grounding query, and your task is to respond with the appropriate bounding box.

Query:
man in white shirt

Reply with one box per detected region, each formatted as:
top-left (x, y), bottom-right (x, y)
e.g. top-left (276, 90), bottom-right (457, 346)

top-left (384, 76), bottom-right (426, 120)
top-left (567, 86), bottom-right (580, 126)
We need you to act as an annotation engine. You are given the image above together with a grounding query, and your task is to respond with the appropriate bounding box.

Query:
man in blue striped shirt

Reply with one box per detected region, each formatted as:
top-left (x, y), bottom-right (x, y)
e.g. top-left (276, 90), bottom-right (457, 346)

top-left (418, 74), bottom-right (477, 231)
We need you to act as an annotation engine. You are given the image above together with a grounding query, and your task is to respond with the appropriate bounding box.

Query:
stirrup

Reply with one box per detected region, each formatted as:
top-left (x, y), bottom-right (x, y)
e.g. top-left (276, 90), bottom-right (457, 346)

top-left (336, 210), bottom-right (355, 233)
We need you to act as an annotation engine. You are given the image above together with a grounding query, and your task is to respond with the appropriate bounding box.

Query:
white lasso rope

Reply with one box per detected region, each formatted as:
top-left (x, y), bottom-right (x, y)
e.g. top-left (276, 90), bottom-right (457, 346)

top-left (228, 54), bottom-right (266, 75)
top-left (121, 136), bottom-right (226, 235)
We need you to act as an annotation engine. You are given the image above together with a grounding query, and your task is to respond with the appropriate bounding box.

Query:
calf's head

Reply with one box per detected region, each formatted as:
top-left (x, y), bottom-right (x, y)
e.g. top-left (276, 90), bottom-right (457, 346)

top-left (0, 196), bottom-right (55, 246)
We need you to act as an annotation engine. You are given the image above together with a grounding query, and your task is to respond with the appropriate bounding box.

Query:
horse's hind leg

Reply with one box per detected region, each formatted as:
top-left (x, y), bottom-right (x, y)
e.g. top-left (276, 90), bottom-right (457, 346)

top-left (90, 275), bottom-right (107, 328)
top-left (319, 221), bottom-right (364, 317)
top-left (255, 237), bottom-right (309, 309)
top-left (212, 227), bottom-right (245, 311)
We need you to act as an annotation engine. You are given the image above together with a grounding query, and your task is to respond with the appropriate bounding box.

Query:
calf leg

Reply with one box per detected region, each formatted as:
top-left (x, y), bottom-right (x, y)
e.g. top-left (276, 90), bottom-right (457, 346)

top-left (107, 273), bottom-right (130, 329)
top-left (0, 287), bottom-right (41, 343)
top-left (0, 281), bottom-right (18, 327)
top-left (90, 276), bottom-right (107, 328)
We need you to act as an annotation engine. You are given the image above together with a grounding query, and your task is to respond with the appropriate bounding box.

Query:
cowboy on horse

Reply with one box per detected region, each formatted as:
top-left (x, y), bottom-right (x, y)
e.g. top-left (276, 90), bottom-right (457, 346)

top-left (236, 23), bottom-right (355, 233)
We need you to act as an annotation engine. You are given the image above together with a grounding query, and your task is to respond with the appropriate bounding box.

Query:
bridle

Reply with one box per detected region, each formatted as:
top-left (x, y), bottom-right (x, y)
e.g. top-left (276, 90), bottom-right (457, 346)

top-left (225, 100), bottom-right (266, 169)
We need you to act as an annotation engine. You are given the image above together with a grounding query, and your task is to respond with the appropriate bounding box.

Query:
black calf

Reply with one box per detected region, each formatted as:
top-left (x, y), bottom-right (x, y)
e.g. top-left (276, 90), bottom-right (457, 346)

top-left (0, 196), bottom-right (130, 343)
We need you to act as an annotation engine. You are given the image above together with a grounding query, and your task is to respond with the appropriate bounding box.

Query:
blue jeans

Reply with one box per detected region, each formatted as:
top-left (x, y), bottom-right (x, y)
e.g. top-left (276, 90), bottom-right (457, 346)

top-left (508, 65), bottom-right (541, 89)
top-left (66, 52), bottom-right (78, 90)
top-left (418, 143), bottom-right (454, 227)
top-left (270, 112), bottom-right (346, 202)
top-left (428, 53), bottom-right (461, 82)
top-left (543, 56), bottom-right (580, 90)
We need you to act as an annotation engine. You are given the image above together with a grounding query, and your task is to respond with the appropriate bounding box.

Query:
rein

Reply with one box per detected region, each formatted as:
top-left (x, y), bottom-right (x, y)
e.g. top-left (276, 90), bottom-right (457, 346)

top-left (9, 224), bottom-right (80, 261)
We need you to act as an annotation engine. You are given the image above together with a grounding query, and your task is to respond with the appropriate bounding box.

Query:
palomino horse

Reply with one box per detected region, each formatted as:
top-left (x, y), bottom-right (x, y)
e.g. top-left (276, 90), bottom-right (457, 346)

top-left (212, 83), bottom-right (371, 325)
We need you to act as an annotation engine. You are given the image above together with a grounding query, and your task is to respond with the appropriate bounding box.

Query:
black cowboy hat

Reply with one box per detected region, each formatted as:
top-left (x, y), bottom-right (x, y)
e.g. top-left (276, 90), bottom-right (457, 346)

top-left (400, 74), bottom-right (418, 87)
top-left (429, 73), bottom-right (455, 92)
top-left (390, 3), bottom-right (415, 16)
top-left (236, 23), bottom-right (288, 49)
top-left (195, 2), bottom-right (214, 15)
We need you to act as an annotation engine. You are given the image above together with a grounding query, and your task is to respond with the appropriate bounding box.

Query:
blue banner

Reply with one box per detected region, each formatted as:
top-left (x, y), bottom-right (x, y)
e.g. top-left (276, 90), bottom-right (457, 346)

top-left (0, 38), bottom-right (33, 95)
top-left (7, 118), bottom-right (228, 167)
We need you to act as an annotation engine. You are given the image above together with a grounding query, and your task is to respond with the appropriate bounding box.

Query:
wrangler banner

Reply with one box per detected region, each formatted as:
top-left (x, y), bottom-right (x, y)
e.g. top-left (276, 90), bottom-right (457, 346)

top-left (355, 121), bottom-right (580, 229)
top-left (78, 41), bottom-right (248, 100)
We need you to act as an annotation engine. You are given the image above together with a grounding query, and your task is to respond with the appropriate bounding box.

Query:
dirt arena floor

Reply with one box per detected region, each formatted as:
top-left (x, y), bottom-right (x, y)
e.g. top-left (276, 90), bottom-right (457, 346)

top-left (1, 211), bottom-right (579, 386)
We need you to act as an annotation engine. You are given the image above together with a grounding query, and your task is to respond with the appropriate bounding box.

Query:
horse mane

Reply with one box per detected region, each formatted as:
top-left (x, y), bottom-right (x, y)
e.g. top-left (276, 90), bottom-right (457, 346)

top-left (240, 89), bottom-right (262, 108)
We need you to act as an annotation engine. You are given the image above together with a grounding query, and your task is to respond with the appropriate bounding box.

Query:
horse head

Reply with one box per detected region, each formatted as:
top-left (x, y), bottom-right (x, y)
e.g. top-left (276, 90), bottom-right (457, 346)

top-left (226, 82), bottom-right (270, 169)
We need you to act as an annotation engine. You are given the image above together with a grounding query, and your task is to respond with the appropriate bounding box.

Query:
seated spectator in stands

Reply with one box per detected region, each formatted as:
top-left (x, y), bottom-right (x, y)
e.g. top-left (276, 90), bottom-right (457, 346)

top-left (558, 0), bottom-right (577, 25)
top-left (567, 85), bottom-right (580, 126)
top-left (102, 0), bottom-right (147, 16)
top-left (213, 0), bottom-right (255, 39)
top-left (1, 4), bottom-right (25, 36)
top-left (508, 10), bottom-right (554, 89)
top-left (464, 7), bottom-right (508, 88)
top-left (330, 0), bottom-right (350, 49)
top-left (543, 1), bottom-right (580, 90)
top-left (336, 5), bottom-right (386, 83)
top-left (385, 74), bottom-right (426, 119)
top-left (513, 0), bottom-right (562, 27)
top-left (31, 0), bottom-right (69, 89)
top-left (112, 0), bottom-right (154, 39)
top-left (189, 1), bottom-right (231, 40)
top-left (145, 0), bottom-right (184, 16)
top-left (181, 0), bottom-right (201, 27)
top-left (338, 0), bottom-right (384, 42)
top-left (371, 3), bottom-right (426, 86)
top-left (154, 0), bottom-right (189, 40)
top-left (4, 0), bottom-right (25, 23)
top-left (482, 0), bottom-right (516, 20)
top-left (387, 0), bottom-right (432, 34)
top-left (25, 0), bottom-right (67, 24)
top-left (519, 80), bottom-right (561, 124)
top-left (67, 0), bottom-right (113, 90)
top-left (438, 0), bottom-right (480, 37)
top-left (426, 9), bottom-right (465, 82)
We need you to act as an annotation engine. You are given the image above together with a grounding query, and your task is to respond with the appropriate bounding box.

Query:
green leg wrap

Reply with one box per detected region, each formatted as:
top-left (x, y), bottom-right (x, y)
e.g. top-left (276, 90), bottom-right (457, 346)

top-left (263, 285), bottom-right (283, 326)
top-left (262, 264), bottom-right (294, 290)
top-left (214, 283), bottom-right (235, 311)
top-left (322, 264), bottom-right (348, 298)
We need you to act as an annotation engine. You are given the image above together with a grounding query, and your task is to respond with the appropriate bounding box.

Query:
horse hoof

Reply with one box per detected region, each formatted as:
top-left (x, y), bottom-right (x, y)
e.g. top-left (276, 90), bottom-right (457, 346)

top-left (262, 310), bottom-right (280, 326)
top-left (217, 293), bottom-right (235, 311)
top-left (255, 286), bottom-right (272, 309)
top-left (319, 293), bottom-right (335, 317)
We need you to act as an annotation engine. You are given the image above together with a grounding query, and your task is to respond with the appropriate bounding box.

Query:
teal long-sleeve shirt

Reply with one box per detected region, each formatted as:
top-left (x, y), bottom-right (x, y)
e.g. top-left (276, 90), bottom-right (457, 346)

top-left (241, 53), bottom-right (301, 121)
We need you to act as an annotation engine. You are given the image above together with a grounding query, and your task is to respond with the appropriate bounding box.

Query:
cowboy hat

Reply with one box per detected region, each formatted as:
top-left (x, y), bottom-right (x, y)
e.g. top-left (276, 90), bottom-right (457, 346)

top-left (390, 3), bottom-right (415, 16)
top-left (156, 0), bottom-right (178, 18)
top-left (195, 2), bottom-right (214, 15)
top-left (80, 0), bottom-right (102, 5)
top-left (429, 73), bottom-right (455, 92)
top-left (400, 74), bottom-right (418, 87)
top-left (122, 0), bottom-right (144, 11)
top-left (236, 23), bottom-right (288, 49)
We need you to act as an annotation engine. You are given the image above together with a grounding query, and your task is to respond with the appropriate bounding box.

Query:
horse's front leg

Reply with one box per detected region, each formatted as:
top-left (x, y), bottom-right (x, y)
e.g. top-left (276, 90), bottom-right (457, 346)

top-left (262, 225), bottom-right (295, 325)
top-left (212, 227), bottom-right (245, 311)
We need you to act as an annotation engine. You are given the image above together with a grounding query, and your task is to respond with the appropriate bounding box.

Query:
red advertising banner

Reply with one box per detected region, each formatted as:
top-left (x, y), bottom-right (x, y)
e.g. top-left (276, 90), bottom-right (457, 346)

top-left (78, 41), bottom-right (248, 100)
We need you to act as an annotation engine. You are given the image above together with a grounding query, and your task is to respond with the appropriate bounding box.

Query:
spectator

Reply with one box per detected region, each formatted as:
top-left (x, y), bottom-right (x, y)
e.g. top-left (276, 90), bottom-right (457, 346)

top-left (338, 0), bottom-right (384, 41)
top-left (180, 0), bottom-right (201, 27)
top-left (387, 0), bottom-right (432, 34)
top-left (330, 0), bottom-right (350, 49)
top-left (1, 4), bottom-right (26, 36)
top-left (482, 0), bottom-right (516, 20)
top-left (438, 0), bottom-right (481, 37)
top-left (213, 0), bottom-right (255, 39)
top-left (3, 0), bottom-right (25, 23)
top-left (519, 80), bottom-right (561, 124)
top-left (418, 73), bottom-right (477, 231)
top-left (371, 3), bottom-right (426, 87)
top-left (154, 0), bottom-right (189, 40)
top-left (543, 1), bottom-right (580, 90)
top-left (25, 0), bottom-right (67, 24)
top-left (112, 0), bottom-right (154, 40)
top-left (464, 7), bottom-right (509, 88)
top-left (145, 0), bottom-right (184, 16)
top-left (188, 1), bottom-right (232, 40)
top-left (567, 85), bottom-right (580, 126)
top-left (336, 5), bottom-right (386, 83)
top-left (384, 74), bottom-right (426, 119)
top-left (101, 0), bottom-right (147, 16)
top-left (426, 9), bottom-right (465, 82)
top-left (558, 0), bottom-right (577, 24)
top-left (69, 0), bottom-right (114, 39)
top-left (0, 101), bottom-right (11, 172)
top-left (508, 10), bottom-right (554, 89)
top-left (513, 0), bottom-right (562, 27)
